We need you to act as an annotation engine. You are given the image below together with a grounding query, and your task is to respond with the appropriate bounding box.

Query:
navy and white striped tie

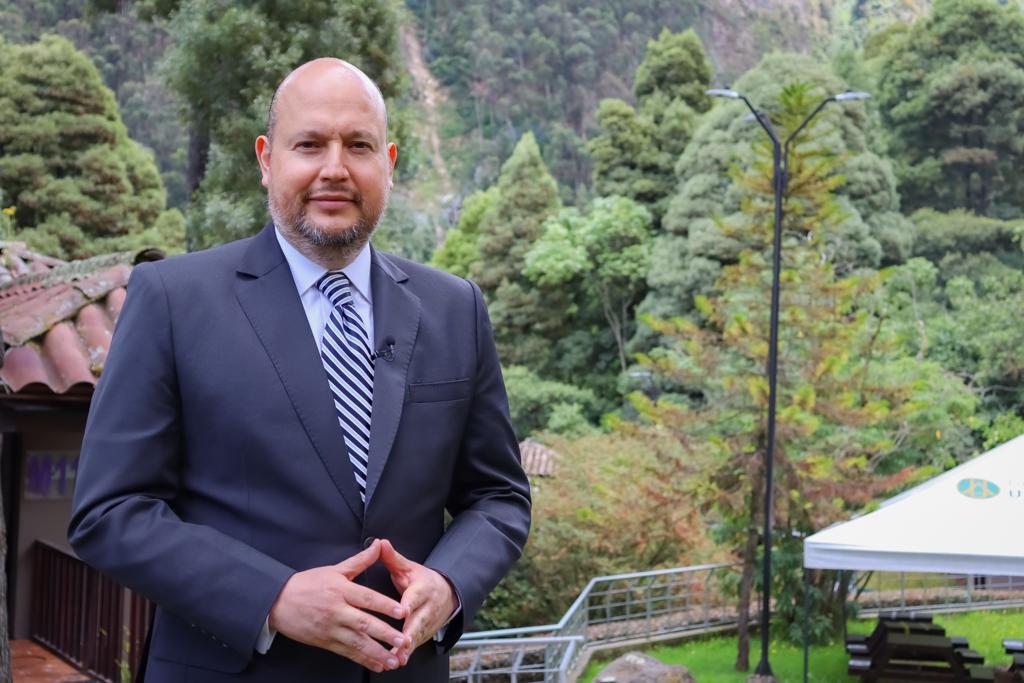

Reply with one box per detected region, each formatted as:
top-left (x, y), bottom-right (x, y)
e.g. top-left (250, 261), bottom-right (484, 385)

top-left (317, 271), bottom-right (373, 503)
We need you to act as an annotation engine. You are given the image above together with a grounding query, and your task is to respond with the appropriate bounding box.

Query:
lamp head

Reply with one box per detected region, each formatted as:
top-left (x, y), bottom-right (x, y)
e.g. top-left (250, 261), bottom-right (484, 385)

top-left (834, 91), bottom-right (871, 102)
top-left (706, 88), bottom-right (741, 99)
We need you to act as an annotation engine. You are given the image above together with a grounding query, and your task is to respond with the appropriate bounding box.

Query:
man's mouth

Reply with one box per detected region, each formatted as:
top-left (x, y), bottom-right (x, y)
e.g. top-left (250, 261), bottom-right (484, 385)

top-left (307, 194), bottom-right (358, 210)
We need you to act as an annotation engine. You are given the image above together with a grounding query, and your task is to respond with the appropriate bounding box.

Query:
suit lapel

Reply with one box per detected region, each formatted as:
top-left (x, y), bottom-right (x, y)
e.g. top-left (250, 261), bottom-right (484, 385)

top-left (234, 225), bottom-right (365, 523)
top-left (364, 249), bottom-right (420, 507)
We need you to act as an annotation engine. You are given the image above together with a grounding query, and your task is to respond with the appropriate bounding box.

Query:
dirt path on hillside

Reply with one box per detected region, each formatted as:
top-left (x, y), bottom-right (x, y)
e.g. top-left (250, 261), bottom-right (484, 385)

top-left (400, 24), bottom-right (454, 242)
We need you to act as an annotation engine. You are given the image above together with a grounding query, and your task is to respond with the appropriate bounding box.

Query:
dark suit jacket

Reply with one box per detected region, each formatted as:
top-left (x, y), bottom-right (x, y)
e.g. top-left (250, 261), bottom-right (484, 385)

top-left (68, 224), bottom-right (531, 682)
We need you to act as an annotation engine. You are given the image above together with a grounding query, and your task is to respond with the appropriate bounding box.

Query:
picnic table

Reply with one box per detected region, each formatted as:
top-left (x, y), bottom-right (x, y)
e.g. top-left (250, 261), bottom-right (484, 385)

top-left (849, 622), bottom-right (994, 682)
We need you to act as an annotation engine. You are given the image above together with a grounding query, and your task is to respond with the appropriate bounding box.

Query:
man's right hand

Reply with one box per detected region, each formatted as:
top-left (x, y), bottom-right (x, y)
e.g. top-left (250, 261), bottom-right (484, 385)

top-left (268, 539), bottom-right (411, 672)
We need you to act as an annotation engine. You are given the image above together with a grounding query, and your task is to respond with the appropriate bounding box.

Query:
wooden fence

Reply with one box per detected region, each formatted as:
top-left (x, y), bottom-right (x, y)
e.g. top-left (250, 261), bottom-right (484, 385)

top-left (31, 541), bottom-right (151, 683)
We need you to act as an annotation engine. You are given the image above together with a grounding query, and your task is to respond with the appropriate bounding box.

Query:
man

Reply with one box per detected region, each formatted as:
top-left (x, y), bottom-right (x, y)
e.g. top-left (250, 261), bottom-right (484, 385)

top-left (68, 58), bottom-right (531, 682)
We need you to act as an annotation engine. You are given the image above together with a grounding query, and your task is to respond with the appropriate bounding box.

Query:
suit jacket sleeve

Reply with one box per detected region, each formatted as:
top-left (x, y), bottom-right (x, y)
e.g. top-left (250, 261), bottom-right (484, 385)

top-left (67, 262), bottom-right (294, 658)
top-left (423, 280), bottom-right (531, 647)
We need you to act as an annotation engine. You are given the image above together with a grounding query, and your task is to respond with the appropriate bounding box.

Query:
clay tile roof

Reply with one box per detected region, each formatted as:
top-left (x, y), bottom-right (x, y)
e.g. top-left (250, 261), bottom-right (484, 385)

top-left (0, 241), bottom-right (143, 397)
top-left (519, 438), bottom-right (559, 478)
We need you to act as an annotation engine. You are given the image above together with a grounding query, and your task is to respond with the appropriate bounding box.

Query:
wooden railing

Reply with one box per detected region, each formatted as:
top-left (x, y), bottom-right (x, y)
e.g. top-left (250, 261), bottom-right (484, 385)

top-left (31, 541), bottom-right (152, 683)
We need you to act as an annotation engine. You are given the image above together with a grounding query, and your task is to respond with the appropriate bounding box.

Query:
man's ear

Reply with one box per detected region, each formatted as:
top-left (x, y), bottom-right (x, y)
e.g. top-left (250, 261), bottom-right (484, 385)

top-left (255, 135), bottom-right (271, 189)
top-left (387, 142), bottom-right (398, 187)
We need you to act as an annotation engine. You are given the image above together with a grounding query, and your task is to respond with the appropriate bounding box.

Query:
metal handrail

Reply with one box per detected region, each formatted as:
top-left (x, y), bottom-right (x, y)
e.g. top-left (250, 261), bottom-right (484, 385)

top-left (460, 562), bottom-right (736, 640)
top-left (455, 563), bottom-right (745, 681)
top-left (453, 564), bottom-right (1024, 682)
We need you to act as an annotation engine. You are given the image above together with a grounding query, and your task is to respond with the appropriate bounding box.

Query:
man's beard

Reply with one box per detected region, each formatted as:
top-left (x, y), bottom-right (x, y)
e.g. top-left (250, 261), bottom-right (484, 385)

top-left (268, 188), bottom-right (387, 251)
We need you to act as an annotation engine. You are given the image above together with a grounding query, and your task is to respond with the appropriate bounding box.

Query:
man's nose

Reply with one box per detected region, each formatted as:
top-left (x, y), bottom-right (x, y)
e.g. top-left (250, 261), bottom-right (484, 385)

top-left (319, 143), bottom-right (351, 181)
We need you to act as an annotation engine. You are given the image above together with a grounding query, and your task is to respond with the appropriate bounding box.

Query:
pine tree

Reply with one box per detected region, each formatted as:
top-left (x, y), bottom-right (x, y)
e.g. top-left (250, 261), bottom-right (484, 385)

top-left (471, 132), bottom-right (564, 368)
top-left (588, 28), bottom-right (711, 225)
top-left (0, 34), bottom-right (171, 258)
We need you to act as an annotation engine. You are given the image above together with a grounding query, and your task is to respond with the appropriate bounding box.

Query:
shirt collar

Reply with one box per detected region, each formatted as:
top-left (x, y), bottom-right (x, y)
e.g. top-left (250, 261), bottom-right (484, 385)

top-left (274, 227), bottom-right (373, 302)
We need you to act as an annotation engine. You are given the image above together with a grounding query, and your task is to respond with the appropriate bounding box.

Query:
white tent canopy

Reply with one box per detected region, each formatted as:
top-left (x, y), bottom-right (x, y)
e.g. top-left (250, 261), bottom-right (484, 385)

top-left (804, 434), bottom-right (1024, 576)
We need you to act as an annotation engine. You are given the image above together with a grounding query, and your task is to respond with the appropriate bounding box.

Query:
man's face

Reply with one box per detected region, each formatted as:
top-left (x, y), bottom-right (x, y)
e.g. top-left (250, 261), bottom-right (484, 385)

top-left (256, 65), bottom-right (397, 251)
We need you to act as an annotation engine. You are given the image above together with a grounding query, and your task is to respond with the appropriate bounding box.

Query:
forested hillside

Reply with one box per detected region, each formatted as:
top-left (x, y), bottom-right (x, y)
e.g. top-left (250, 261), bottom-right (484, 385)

top-left (407, 0), bottom-right (942, 194)
top-left (3, 0), bottom-right (1024, 671)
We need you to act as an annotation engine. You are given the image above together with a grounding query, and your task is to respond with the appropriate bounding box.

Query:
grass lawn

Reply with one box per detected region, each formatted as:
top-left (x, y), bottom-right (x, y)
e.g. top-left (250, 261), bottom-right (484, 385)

top-left (579, 609), bottom-right (1024, 683)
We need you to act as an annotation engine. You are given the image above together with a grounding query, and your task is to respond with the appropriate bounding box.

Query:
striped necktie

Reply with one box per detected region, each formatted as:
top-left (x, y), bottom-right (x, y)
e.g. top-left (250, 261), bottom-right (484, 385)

top-left (317, 271), bottom-right (373, 503)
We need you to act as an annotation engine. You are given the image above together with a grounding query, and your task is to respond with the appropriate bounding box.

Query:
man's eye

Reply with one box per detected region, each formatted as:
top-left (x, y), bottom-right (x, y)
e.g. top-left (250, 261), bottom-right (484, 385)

top-left (297, 141), bottom-right (318, 149)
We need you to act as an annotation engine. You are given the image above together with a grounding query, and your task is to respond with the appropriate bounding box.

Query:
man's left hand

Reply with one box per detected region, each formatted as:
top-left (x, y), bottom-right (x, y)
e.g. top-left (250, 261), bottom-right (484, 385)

top-left (379, 539), bottom-right (458, 658)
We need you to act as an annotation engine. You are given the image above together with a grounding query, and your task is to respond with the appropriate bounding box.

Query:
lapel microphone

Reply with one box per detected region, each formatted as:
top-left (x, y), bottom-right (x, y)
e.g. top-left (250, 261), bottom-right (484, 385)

top-left (371, 336), bottom-right (396, 362)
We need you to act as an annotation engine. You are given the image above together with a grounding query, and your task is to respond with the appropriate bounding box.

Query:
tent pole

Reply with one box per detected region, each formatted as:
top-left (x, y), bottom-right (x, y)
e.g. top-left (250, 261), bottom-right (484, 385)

top-left (803, 568), bottom-right (810, 683)
top-left (841, 571), bottom-right (848, 644)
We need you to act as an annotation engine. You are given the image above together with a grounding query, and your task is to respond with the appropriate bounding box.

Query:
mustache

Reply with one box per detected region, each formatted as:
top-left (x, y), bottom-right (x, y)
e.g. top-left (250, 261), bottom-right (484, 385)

top-left (304, 187), bottom-right (361, 203)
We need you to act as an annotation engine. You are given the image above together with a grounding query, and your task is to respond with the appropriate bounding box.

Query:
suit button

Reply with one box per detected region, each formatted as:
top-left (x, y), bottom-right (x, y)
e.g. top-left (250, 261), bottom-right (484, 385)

top-left (362, 536), bottom-right (375, 549)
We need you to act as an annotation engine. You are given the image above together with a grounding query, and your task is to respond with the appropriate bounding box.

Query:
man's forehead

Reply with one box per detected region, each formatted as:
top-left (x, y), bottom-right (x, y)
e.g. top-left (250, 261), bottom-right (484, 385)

top-left (268, 61), bottom-right (387, 140)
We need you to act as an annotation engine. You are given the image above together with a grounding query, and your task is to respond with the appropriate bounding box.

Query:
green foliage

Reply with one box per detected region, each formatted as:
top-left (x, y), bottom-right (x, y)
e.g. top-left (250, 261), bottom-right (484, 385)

top-left (370, 192), bottom-right (437, 264)
top-left (639, 53), bottom-right (910, 342)
top-left (503, 366), bottom-right (601, 438)
top-left (407, 0), bottom-right (702, 191)
top-left (525, 196), bottom-right (653, 371)
top-left (162, 0), bottom-right (408, 249)
top-left (633, 28), bottom-right (711, 112)
top-left (876, 0), bottom-right (1024, 217)
top-left (476, 432), bottom-right (705, 629)
top-left (629, 84), bottom-right (976, 651)
top-left (909, 208), bottom-right (1023, 265)
top-left (430, 187), bottom-right (498, 277)
top-left (983, 412), bottom-right (1024, 450)
top-left (881, 244), bottom-right (1024, 420)
top-left (0, 34), bottom-right (168, 259)
top-left (588, 28), bottom-right (710, 225)
top-left (2, 1), bottom-right (190, 208)
top-left (470, 132), bottom-right (565, 368)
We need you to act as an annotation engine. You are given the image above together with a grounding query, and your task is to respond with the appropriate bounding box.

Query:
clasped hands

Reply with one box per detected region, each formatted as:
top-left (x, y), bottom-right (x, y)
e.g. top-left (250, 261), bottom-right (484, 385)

top-left (268, 539), bottom-right (457, 672)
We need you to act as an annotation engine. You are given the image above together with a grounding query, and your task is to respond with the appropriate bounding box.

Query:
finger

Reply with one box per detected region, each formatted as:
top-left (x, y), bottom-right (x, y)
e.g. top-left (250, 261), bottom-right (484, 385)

top-left (329, 629), bottom-right (401, 673)
top-left (379, 539), bottom-right (413, 572)
top-left (345, 583), bottom-right (407, 620)
top-left (400, 582), bottom-right (429, 615)
top-left (340, 604), bottom-right (410, 652)
top-left (401, 605), bottom-right (435, 649)
top-left (335, 539), bottom-right (382, 578)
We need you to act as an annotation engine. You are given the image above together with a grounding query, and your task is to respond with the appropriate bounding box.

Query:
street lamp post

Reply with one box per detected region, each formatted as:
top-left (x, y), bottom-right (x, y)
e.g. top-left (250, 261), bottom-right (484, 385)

top-left (705, 87), bottom-right (870, 680)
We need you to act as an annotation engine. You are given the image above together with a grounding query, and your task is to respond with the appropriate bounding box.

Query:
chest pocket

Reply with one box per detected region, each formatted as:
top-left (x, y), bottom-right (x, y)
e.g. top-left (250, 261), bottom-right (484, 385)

top-left (407, 378), bottom-right (472, 403)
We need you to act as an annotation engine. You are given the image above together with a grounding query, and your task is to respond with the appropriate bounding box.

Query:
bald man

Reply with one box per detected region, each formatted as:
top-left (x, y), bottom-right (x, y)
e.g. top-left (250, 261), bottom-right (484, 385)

top-left (69, 59), bottom-right (531, 683)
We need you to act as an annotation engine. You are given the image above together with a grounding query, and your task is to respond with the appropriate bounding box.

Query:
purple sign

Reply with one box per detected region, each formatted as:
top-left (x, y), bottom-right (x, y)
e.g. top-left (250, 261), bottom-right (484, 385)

top-left (25, 452), bottom-right (79, 500)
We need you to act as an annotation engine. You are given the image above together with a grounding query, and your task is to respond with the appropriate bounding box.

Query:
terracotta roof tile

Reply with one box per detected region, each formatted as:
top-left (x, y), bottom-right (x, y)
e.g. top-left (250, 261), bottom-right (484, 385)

top-left (0, 242), bottom-right (149, 397)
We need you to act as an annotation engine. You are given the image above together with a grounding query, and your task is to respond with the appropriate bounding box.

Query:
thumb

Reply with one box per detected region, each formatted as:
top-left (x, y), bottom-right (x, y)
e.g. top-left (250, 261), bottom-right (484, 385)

top-left (335, 538), bottom-right (381, 579)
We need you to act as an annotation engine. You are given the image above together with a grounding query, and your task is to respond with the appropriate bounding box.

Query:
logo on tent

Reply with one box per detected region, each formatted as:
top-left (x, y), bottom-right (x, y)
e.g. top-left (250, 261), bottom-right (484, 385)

top-left (957, 478), bottom-right (1000, 499)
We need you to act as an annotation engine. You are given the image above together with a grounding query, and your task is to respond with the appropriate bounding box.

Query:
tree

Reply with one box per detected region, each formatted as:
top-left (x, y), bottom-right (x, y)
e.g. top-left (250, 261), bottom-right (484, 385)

top-left (633, 28), bottom-right (711, 113)
top-left (470, 132), bottom-right (565, 368)
top-left (502, 366), bottom-right (601, 438)
top-left (876, 0), bottom-right (1024, 217)
top-left (430, 187), bottom-right (498, 277)
top-left (638, 53), bottom-right (910, 341)
top-left (588, 28), bottom-right (711, 225)
top-left (0, 35), bottom-right (177, 258)
top-left (160, 0), bottom-right (408, 248)
top-left (628, 84), bottom-right (977, 669)
top-left (3, 0), bottom-right (190, 208)
top-left (525, 196), bottom-right (653, 372)
top-left (881, 211), bottom-right (1024, 420)
top-left (476, 431), bottom-right (705, 630)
